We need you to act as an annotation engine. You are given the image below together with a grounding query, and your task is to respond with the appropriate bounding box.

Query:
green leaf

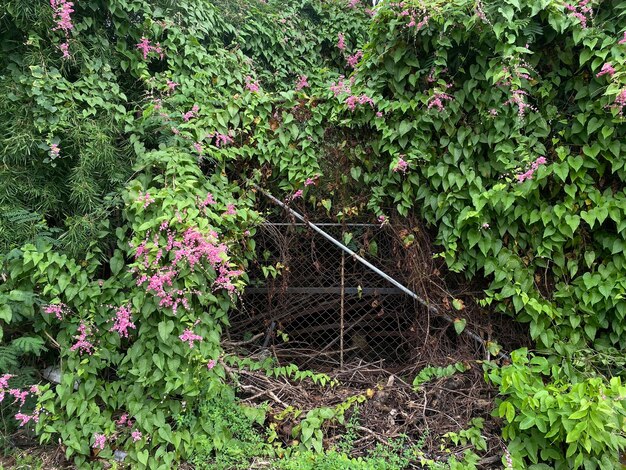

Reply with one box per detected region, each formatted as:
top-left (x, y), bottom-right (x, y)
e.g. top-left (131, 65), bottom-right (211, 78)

top-left (0, 305), bottom-right (11, 323)
top-left (453, 318), bottom-right (466, 335)
top-left (158, 320), bottom-right (175, 341)
top-left (110, 251), bottom-right (124, 276)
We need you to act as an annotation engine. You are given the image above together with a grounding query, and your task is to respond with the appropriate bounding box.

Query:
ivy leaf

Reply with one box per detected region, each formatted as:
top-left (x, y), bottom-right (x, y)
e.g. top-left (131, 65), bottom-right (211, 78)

top-left (452, 299), bottom-right (465, 310)
top-left (110, 251), bottom-right (124, 276)
top-left (453, 318), bottom-right (466, 335)
top-left (158, 320), bottom-right (175, 342)
top-left (0, 305), bottom-right (11, 323)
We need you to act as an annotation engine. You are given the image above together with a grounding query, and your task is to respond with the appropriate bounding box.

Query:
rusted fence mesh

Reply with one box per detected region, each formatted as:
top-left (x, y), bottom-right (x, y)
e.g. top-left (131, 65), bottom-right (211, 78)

top-left (228, 202), bottom-right (479, 371)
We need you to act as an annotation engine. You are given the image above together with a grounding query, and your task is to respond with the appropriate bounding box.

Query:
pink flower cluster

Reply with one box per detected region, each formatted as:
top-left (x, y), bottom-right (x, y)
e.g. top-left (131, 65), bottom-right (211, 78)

top-left (138, 192), bottom-right (155, 208)
top-left (117, 413), bottom-right (133, 427)
top-left (179, 328), bottom-right (203, 348)
top-left (110, 305), bottom-right (136, 338)
top-left (407, 15), bottom-right (429, 29)
top-left (49, 143), bottom-right (61, 158)
top-left (245, 76), bottom-right (260, 93)
top-left (93, 433), bottom-right (106, 450)
top-left (50, 0), bottom-right (74, 59)
top-left (504, 89), bottom-right (537, 119)
top-left (0, 376), bottom-right (41, 427)
top-left (182, 104), bottom-right (199, 122)
top-left (346, 50), bottom-right (363, 68)
top-left (516, 156), bottom-right (548, 182)
top-left (428, 92), bottom-right (454, 111)
top-left (215, 266), bottom-right (243, 293)
top-left (70, 322), bottom-right (95, 355)
top-left (207, 359), bottom-right (216, 370)
top-left (133, 223), bottom-right (242, 313)
top-left (393, 156), bottom-right (408, 173)
top-left (330, 76), bottom-right (353, 96)
top-left (565, 0), bottom-right (593, 28)
top-left (597, 62), bottom-right (616, 78)
top-left (304, 176), bottom-right (318, 186)
top-left (198, 192), bottom-right (217, 209)
top-left (345, 94), bottom-right (375, 111)
top-left (213, 132), bottom-right (234, 147)
top-left (289, 189), bottom-right (304, 201)
top-left (166, 79), bottom-right (179, 92)
top-left (223, 204), bottom-right (237, 216)
top-left (295, 75), bottom-right (310, 91)
top-left (613, 89), bottom-right (626, 115)
top-left (193, 142), bottom-right (203, 155)
top-left (131, 429), bottom-right (143, 442)
top-left (337, 33), bottom-right (346, 51)
top-left (136, 37), bottom-right (164, 60)
top-left (347, 0), bottom-right (360, 7)
top-left (43, 303), bottom-right (67, 320)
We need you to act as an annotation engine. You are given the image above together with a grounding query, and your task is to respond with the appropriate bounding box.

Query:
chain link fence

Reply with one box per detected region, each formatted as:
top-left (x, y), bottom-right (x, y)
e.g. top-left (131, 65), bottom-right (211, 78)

top-left (229, 211), bottom-right (452, 370)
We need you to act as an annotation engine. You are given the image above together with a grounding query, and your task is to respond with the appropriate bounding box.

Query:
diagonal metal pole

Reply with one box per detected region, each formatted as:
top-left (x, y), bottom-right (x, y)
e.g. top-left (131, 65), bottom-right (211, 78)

top-left (252, 184), bottom-right (509, 361)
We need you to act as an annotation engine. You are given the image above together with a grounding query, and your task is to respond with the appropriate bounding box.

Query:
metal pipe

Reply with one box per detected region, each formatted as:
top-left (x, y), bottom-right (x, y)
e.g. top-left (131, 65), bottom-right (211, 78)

top-left (253, 184), bottom-right (509, 361)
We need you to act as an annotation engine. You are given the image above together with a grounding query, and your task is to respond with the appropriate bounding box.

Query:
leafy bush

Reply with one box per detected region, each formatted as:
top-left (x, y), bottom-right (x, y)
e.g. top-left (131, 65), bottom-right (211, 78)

top-left (489, 349), bottom-right (626, 469)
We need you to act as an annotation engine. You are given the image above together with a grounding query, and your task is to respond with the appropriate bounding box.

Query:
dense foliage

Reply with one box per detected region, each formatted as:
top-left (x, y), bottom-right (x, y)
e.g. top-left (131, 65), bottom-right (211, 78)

top-left (2, 0), bottom-right (626, 468)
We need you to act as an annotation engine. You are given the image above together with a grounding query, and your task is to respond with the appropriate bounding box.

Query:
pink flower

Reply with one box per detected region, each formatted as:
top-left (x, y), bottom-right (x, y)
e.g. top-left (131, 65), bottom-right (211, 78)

top-left (70, 322), bottom-right (94, 355)
top-left (116, 414), bottom-right (129, 426)
top-left (0, 374), bottom-right (13, 391)
top-left (393, 157), bottom-right (408, 173)
top-left (428, 92), bottom-right (454, 111)
top-left (245, 76), bottom-right (260, 93)
top-left (110, 305), bottom-right (136, 338)
top-left (193, 142), bottom-right (203, 155)
top-left (345, 94), bottom-right (375, 111)
top-left (295, 75), bottom-right (309, 91)
top-left (167, 79), bottom-right (179, 92)
top-left (564, 0), bottom-right (592, 28)
top-left (516, 156), bottom-right (548, 182)
top-left (43, 303), bottom-right (66, 320)
top-left (138, 192), bottom-right (155, 208)
top-left (376, 111), bottom-right (383, 118)
top-left (14, 407), bottom-right (40, 427)
top-left (50, 0), bottom-right (74, 32)
top-left (207, 359), bottom-right (216, 370)
top-left (614, 89), bottom-right (626, 115)
top-left (619, 32), bottom-right (626, 45)
top-left (337, 33), bottom-right (346, 51)
top-left (378, 215), bottom-right (387, 225)
top-left (214, 132), bottom-right (234, 147)
top-left (179, 329), bottom-right (203, 348)
top-left (346, 51), bottom-right (363, 68)
top-left (9, 389), bottom-right (29, 407)
top-left (49, 143), bottom-right (61, 158)
top-left (224, 204), bottom-right (236, 216)
top-left (182, 105), bottom-right (199, 122)
top-left (290, 189), bottom-right (303, 200)
top-left (504, 89), bottom-right (536, 119)
top-left (482, 223), bottom-right (490, 229)
top-left (131, 430), bottom-right (142, 442)
top-left (136, 37), bottom-right (152, 60)
top-left (93, 433), bottom-right (106, 450)
top-left (58, 42), bottom-right (70, 59)
top-left (330, 76), bottom-right (352, 96)
top-left (304, 176), bottom-right (318, 186)
top-left (348, 0), bottom-right (359, 7)
top-left (199, 192), bottom-right (216, 208)
top-left (597, 63), bottom-right (616, 78)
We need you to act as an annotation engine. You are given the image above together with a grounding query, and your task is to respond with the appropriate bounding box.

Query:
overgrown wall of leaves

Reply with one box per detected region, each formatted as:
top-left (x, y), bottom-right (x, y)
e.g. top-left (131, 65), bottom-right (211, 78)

top-left (2, 0), bottom-right (626, 468)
